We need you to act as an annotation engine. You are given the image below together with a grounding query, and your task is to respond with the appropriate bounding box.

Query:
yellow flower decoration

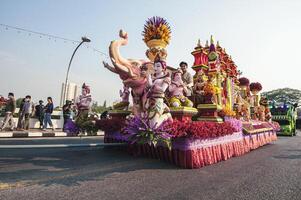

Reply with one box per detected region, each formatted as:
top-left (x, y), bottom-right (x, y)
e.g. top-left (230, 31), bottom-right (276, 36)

top-left (142, 16), bottom-right (171, 44)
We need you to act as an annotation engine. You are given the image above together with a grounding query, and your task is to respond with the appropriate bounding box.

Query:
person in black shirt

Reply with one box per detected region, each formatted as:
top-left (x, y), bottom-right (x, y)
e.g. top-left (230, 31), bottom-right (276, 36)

top-left (35, 100), bottom-right (45, 129)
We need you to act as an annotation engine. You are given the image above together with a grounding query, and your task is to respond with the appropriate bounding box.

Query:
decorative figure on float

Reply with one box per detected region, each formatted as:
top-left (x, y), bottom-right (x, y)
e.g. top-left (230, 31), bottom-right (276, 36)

top-left (204, 74), bottom-right (219, 104)
top-left (124, 63), bottom-right (150, 116)
top-left (249, 82), bottom-right (263, 120)
top-left (120, 86), bottom-right (130, 104)
top-left (103, 30), bottom-right (150, 116)
top-left (234, 92), bottom-right (250, 121)
top-left (75, 83), bottom-right (94, 133)
top-left (259, 96), bottom-right (272, 122)
top-left (257, 105), bottom-right (266, 121)
top-left (103, 16), bottom-right (172, 117)
top-left (108, 29), bottom-right (147, 80)
top-left (144, 55), bottom-right (172, 128)
top-left (193, 72), bottom-right (207, 105)
top-left (112, 85), bottom-right (130, 110)
top-left (249, 82), bottom-right (262, 107)
top-left (168, 68), bottom-right (193, 107)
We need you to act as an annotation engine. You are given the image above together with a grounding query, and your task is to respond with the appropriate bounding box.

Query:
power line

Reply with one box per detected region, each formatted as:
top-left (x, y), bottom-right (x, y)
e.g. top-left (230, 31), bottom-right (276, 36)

top-left (0, 23), bottom-right (110, 59)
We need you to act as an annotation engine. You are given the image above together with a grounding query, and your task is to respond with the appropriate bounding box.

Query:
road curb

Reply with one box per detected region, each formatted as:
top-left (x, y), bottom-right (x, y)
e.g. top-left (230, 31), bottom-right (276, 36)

top-left (0, 131), bottom-right (104, 138)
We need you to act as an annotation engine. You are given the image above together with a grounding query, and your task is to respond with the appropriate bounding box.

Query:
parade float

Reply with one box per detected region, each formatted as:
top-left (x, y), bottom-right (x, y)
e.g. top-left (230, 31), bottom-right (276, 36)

top-left (97, 16), bottom-right (279, 168)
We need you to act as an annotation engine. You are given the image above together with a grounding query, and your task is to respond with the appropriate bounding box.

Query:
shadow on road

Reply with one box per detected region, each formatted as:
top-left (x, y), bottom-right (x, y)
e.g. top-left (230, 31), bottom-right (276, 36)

top-left (273, 148), bottom-right (301, 160)
top-left (273, 154), bottom-right (301, 160)
top-left (0, 146), bottom-right (176, 188)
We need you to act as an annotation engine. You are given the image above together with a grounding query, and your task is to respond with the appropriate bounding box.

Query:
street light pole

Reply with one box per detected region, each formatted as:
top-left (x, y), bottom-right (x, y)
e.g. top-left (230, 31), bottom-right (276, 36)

top-left (62, 37), bottom-right (91, 106)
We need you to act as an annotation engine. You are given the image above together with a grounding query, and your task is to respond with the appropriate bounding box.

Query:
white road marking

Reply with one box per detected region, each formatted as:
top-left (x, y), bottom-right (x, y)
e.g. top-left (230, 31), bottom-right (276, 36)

top-left (28, 132), bottom-right (43, 137)
top-left (53, 132), bottom-right (67, 137)
top-left (0, 132), bottom-right (13, 137)
top-left (0, 143), bottom-right (126, 149)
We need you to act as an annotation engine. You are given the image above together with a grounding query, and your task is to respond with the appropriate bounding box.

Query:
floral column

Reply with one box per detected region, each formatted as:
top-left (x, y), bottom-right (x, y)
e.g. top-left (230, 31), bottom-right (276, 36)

top-left (143, 16), bottom-right (171, 62)
top-left (249, 82), bottom-right (262, 107)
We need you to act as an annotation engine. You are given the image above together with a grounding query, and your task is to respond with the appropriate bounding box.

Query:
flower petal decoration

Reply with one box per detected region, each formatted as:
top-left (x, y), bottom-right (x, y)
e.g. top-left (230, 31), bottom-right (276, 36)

top-left (142, 16), bottom-right (171, 44)
top-left (122, 116), bottom-right (173, 149)
top-left (249, 82), bottom-right (262, 92)
top-left (238, 77), bottom-right (250, 87)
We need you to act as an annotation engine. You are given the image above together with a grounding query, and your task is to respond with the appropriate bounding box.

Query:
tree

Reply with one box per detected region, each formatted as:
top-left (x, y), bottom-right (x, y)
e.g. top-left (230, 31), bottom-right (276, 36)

top-left (261, 88), bottom-right (301, 106)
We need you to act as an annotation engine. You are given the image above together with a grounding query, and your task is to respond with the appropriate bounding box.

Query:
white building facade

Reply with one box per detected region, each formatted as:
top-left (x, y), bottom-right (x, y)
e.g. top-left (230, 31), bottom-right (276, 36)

top-left (60, 82), bottom-right (79, 107)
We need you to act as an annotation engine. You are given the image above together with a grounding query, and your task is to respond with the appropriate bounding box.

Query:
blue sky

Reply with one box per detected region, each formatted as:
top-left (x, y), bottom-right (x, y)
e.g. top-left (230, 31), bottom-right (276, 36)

top-left (1, 0), bottom-right (301, 106)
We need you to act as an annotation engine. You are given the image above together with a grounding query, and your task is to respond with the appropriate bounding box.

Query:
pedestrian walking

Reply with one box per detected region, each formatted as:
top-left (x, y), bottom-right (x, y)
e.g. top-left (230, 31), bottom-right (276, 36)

top-left (35, 100), bottom-right (45, 129)
top-left (17, 97), bottom-right (26, 130)
top-left (43, 97), bottom-right (54, 131)
top-left (0, 92), bottom-right (16, 131)
top-left (21, 95), bottom-right (34, 130)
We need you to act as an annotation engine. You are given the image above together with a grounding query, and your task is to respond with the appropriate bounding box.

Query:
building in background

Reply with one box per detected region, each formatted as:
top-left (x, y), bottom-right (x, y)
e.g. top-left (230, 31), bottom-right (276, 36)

top-left (60, 82), bottom-right (79, 107)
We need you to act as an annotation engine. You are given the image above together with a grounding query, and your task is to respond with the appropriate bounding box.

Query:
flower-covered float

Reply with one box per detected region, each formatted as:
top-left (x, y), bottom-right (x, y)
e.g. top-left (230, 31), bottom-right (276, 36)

top-left (97, 16), bottom-right (279, 168)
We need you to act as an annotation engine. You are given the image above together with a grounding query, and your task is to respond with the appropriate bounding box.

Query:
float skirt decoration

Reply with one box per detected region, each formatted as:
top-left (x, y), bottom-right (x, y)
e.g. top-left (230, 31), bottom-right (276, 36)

top-left (128, 131), bottom-right (277, 168)
top-left (105, 128), bottom-right (277, 168)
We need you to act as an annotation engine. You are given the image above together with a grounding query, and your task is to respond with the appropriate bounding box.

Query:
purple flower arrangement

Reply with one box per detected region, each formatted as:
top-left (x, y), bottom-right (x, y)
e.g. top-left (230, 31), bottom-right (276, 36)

top-left (224, 117), bottom-right (243, 132)
top-left (63, 119), bottom-right (80, 136)
top-left (122, 116), bottom-right (173, 149)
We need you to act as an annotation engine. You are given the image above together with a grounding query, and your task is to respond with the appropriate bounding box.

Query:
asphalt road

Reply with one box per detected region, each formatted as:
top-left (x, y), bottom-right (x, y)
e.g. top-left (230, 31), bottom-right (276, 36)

top-left (0, 133), bottom-right (301, 200)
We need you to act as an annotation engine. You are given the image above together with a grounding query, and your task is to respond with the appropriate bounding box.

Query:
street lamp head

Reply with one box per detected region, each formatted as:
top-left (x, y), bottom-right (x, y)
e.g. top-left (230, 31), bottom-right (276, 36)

top-left (81, 36), bottom-right (91, 43)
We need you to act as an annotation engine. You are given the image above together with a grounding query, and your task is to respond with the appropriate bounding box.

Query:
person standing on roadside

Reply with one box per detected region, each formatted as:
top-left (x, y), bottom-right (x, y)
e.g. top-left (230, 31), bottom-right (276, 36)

top-left (35, 100), bottom-right (45, 129)
top-left (21, 95), bottom-right (34, 130)
top-left (63, 100), bottom-right (72, 126)
top-left (43, 97), bottom-right (55, 131)
top-left (0, 92), bottom-right (16, 131)
top-left (17, 97), bottom-right (26, 130)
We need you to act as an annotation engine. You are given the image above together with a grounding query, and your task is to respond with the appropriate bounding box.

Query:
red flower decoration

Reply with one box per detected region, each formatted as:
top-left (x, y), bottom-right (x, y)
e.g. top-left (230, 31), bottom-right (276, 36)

top-left (249, 82), bottom-right (262, 92)
top-left (162, 120), bottom-right (236, 139)
top-left (238, 77), bottom-right (250, 87)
